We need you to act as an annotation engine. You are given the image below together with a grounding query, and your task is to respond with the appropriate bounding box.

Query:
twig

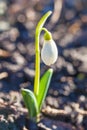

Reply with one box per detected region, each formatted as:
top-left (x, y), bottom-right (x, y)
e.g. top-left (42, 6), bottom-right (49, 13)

top-left (42, 105), bottom-right (87, 117)
top-left (42, 106), bottom-right (68, 117)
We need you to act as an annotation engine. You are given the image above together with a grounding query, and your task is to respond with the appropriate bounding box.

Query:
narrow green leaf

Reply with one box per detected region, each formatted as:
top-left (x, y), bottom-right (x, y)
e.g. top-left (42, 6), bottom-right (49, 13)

top-left (37, 68), bottom-right (53, 111)
top-left (21, 89), bottom-right (38, 118)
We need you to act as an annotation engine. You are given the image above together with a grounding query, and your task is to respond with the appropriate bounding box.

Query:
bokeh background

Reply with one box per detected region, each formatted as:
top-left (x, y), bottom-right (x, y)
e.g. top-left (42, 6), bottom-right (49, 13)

top-left (0, 0), bottom-right (87, 130)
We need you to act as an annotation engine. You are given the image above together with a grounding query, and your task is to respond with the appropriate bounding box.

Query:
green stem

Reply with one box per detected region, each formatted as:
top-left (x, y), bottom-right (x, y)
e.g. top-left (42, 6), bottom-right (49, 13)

top-left (42, 28), bottom-right (52, 40)
top-left (41, 27), bottom-right (48, 32)
top-left (34, 11), bottom-right (52, 98)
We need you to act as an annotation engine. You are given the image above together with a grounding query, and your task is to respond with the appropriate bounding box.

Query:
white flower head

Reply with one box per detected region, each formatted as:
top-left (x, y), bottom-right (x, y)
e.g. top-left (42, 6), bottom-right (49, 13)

top-left (41, 39), bottom-right (58, 66)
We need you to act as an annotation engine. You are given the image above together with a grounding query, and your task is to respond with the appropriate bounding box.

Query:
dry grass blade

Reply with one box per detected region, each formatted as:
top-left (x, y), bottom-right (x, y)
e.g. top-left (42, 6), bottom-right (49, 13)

top-left (49, 0), bottom-right (63, 27)
top-left (0, 72), bottom-right (8, 80)
top-left (0, 49), bottom-right (10, 57)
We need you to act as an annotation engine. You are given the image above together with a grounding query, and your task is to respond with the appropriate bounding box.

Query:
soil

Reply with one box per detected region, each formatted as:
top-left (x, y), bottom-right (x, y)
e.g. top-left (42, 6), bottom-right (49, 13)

top-left (0, 0), bottom-right (87, 130)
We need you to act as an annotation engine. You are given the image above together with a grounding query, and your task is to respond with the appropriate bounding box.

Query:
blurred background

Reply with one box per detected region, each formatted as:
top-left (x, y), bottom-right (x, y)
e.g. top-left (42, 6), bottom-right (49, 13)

top-left (0, 0), bottom-right (87, 129)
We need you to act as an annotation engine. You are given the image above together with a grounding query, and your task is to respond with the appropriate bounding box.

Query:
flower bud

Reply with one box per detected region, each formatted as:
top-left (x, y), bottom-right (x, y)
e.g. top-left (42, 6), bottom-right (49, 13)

top-left (41, 39), bottom-right (58, 66)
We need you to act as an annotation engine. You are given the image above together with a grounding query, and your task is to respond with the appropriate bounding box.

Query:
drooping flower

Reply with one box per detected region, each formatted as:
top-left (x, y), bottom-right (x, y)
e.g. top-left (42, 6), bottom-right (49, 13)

top-left (41, 39), bottom-right (58, 66)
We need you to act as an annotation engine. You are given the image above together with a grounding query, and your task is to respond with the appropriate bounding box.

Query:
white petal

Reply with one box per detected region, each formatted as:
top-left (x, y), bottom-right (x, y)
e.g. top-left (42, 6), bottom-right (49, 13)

top-left (41, 40), bottom-right (58, 66)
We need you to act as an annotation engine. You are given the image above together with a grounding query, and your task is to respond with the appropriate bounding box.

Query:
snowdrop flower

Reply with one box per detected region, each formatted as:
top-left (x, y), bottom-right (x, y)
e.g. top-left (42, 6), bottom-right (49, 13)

top-left (41, 35), bottom-right (58, 66)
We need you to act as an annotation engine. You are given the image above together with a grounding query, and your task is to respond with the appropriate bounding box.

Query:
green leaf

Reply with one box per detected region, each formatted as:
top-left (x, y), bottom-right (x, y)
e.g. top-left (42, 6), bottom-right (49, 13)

top-left (37, 68), bottom-right (53, 111)
top-left (21, 89), bottom-right (38, 118)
